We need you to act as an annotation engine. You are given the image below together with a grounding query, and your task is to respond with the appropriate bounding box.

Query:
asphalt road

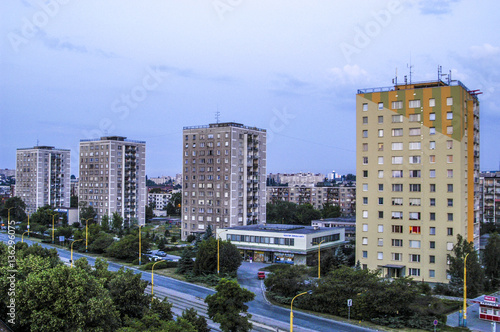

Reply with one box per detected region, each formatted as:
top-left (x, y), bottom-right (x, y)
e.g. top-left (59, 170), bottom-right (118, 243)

top-left (1, 232), bottom-right (375, 332)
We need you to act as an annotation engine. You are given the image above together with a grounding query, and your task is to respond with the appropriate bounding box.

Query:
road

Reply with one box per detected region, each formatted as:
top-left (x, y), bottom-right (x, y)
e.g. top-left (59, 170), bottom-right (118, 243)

top-left (1, 233), bottom-right (375, 332)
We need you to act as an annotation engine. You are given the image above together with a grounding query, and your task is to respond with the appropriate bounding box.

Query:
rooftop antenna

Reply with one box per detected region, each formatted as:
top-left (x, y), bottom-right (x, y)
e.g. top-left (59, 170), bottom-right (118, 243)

top-left (36, 139), bottom-right (39, 147)
top-left (407, 55), bottom-right (414, 84)
top-left (215, 109), bottom-right (220, 124)
top-left (438, 65), bottom-right (442, 82)
top-left (392, 68), bottom-right (398, 85)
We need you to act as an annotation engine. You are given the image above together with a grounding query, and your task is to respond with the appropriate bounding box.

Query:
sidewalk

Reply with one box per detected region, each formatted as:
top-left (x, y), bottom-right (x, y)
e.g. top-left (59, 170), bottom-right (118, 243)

top-left (447, 293), bottom-right (500, 332)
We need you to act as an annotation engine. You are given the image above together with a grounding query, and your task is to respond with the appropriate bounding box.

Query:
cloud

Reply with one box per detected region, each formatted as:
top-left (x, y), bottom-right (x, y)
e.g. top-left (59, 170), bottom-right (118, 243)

top-left (470, 44), bottom-right (500, 60)
top-left (417, 0), bottom-right (461, 15)
top-left (328, 64), bottom-right (369, 85)
top-left (268, 73), bottom-right (313, 98)
top-left (37, 31), bottom-right (119, 58)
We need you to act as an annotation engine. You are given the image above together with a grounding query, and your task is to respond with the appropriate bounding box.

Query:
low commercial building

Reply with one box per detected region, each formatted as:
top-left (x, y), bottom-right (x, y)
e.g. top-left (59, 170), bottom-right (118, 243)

top-left (311, 217), bottom-right (356, 241)
top-left (217, 224), bottom-right (346, 265)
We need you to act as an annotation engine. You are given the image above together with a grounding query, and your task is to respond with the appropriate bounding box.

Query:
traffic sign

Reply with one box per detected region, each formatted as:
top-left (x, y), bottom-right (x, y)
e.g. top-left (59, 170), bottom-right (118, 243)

top-left (433, 320), bottom-right (438, 326)
top-left (347, 299), bottom-right (352, 307)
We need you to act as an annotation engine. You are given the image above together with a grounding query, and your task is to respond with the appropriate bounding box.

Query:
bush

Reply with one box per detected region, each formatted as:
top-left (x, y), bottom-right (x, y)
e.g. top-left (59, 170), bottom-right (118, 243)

top-left (142, 261), bottom-right (178, 270)
top-left (186, 235), bottom-right (196, 242)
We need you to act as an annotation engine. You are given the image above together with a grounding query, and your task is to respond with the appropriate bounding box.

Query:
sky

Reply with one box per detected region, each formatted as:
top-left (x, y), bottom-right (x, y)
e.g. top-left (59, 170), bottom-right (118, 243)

top-left (1, 0), bottom-right (499, 177)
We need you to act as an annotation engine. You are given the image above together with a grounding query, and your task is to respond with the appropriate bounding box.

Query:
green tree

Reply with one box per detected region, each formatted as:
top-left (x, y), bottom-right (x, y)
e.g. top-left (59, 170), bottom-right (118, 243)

top-left (177, 246), bottom-right (196, 275)
top-left (320, 203), bottom-right (341, 219)
top-left (205, 278), bottom-right (255, 332)
top-left (106, 231), bottom-right (151, 261)
top-left (30, 205), bottom-right (56, 226)
top-left (79, 202), bottom-right (97, 223)
top-left (150, 297), bottom-right (174, 322)
top-left (203, 224), bottom-right (213, 240)
top-left (266, 201), bottom-right (298, 224)
top-left (264, 265), bottom-right (310, 298)
top-left (483, 232), bottom-right (500, 287)
top-left (107, 267), bottom-right (150, 319)
top-left (193, 238), bottom-right (242, 276)
top-left (70, 195), bottom-right (78, 208)
top-left (447, 234), bottom-right (484, 297)
top-left (296, 204), bottom-right (321, 225)
top-left (112, 212), bottom-right (124, 232)
top-left (181, 308), bottom-right (210, 332)
top-left (166, 192), bottom-right (182, 215)
top-left (146, 202), bottom-right (155, 221)
top-left (88, 232), bottom-right (115, 254)
top-left (101, 214), bottom-right (110, 231)
top-left (0, 196), bottom-right (27, 222)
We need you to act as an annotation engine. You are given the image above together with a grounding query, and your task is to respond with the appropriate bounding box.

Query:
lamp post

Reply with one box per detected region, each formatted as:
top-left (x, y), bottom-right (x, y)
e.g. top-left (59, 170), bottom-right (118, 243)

top-left (50, 212), bottom-right (58, 244)
top-left (139, 224), bottom-right (142, 266)
top-left (27, 214), bottom-right (30, 238)
top-left (71, 239), bottom-right (83, 268)
top-left (217, 229), bottom-right (228, 275)
top-left (463, 252), bottom-right (470, 327)
top-left (7, 206), bottom-right (15, 226)
top-left (22, 231), bottom-right (30, 243)
top-left (314, 240), bottom-right (325, 279)
top-left (151, 260), bottom-right (161, 300)
top-left (290, 290), bottom-right (312, 332)
top-left (83, 218), bottom-right (93, 252)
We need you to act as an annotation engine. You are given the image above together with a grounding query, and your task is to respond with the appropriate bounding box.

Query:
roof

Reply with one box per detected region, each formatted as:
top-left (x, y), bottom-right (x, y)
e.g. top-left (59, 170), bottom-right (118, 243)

top-left (222, 223), bottom-right (340, 235)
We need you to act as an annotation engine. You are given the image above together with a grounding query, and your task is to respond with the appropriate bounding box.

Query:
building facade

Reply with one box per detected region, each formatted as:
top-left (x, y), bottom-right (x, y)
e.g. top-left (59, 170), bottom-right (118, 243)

top-left (356, 79), bottom-right (480, 283)
top-left (16, 146), bottom-right (71, 214)
top-left (267, 185), bottom-right (356, 215)
top-left (148, 192), bottom-right (172, 210)
top-left (217, 224), bottom-right (345, 265)
top-left (480, 171), bottom-right (500, 224)
top-left (78, 136), bottom-right (146, 225)
top-left (181, 122), bottom-right (266, 239)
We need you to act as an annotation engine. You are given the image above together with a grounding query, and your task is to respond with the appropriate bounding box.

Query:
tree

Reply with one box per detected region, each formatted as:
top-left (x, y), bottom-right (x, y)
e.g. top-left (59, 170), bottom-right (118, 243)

top-left (203, 224), bottom-right (213, 240)
top-left (266, 201), bottom-right (298, 224)
top-left (106, 231), bottom-right (151, 261)
top-left (101, 214), bottom-right (110, 231)
top-left (0, 197), bottom-right (27, 222)
top-left (447, 234), bottom-right (484, 297)
top-left (181, 308), bottom-right (210, 332)
top-left (107, 267), bottom-right (150, 319)
top-left (29, 205), bottom-right (56, 226)
top-left (79, 202), bottom-right (97, 223)
top-left (146, 202), bottom-right (154, 221)
top-left (322, 247), bottom-right (348, 273)
top-left (70, 195), bottom-right (78, 208)
top-left (264, 265), bottom-right (310, 298)
top-left (150, 297), bottom-right (174, 322)
top-left (177, 246), bottom-right (196, 275)
top-left (296, 204), bottom-right (321, 225)
top-left (88, 232), bottom-right (115, 254)
top-left (193, 238), bottom-right (242, 277)
top-left (205, 278), bottom-right (255, 332)
top-left (483, 232), bottom-right (500, 287)
top-left (112, 212), bottom-right (123, 232)
top-left (320, 203), bottom-right (341, 219)
top-left (166, 192), bottom-right (181, 215)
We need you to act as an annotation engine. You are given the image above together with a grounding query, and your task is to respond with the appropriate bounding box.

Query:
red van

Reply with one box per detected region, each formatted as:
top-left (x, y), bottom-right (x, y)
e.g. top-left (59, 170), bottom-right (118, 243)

top-left (257, 271), bottom-right (266, 280)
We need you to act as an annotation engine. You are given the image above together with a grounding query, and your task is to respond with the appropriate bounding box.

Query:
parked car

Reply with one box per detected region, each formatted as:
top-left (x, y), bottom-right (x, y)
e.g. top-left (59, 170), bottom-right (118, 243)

top-left (257, 271), bottom-right (266, 280)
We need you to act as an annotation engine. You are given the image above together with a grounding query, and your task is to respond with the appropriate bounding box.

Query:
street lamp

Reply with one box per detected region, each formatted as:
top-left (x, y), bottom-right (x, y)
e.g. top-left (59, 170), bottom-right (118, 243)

top-left (7, 206), bottom-right (16, 225)
top-left (49, 212), bottom-right (58, 244)
top-left (21, 231), bottom-right (30, 243)
top-left (83, 218), bottom-right (93, 252)
top-left (139, 224), bottom-right (142, 266)
top-left (27, 214), bottom-right (30, 238)
top-left (313, 240), bottom-right (325, 279)
top-left (151, 260), bottom-right (162, 300)
top-left (290, 290), bottom-right (313, 332)
top-left (217, 229), bottom-right (229, 275)
top-left (463, 252), bottom-right (470, 327)
top-left (71, 239), bottom-right (83, 268)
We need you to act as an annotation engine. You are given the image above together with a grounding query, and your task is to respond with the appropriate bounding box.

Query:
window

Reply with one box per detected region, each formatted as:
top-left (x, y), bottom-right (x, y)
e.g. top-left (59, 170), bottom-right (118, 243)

top-left (409, 100), bottom-right (421, 108)
top-left (378, 156), bottom-right (384, 164)
top-left (409, 170), bottom-right (421, 178)
top-left (378, 224), bottom-right (384, 233)
top-left (430, 141), bottom-right (436, 149)
top-left (430, 241), bottom-right (436, 249)
top-left (362, 224), bottom-right (368, 232)
top-left (430, 255), bottom-right (435, 264)
top-left (377, 252), bottom-right (383, 260)
top-left (392, 239), bottom-right (403, 247)
top-left (362, 143), bottom-right (368, 151)
top-left (362, 251), bottom-right (368, 258)
top-left (363, 156), bottom-right (368, 164)
top-left (362, 116), bottom-right (368, 124)
top-left (409, 142), bottom-right (421, 150)
top-left (362, 210), bottom-right (368, 218)
top-left (392, 225), bottom-right (403, 233)
top-left (409, 156), bottom-right (421, 164)
top-left (410, 254), bottom-right (421, 262)
top-left (378, 170), bottom-right (383, 178)
top-left (430, 169), bottom-right (436, 178)
top-left (378, 115), bottom-right (383, 124)
top-left (363, 197), bottom-right (368, 204)
top-left (447, 140), bottom-right (453, 149)
top-left (392, 101), bottom-right (403, 109)
top-left (447, 169), bottom-right (453, 178)
top-left (378, 238), bottom-right (383, 246)
top-left (391, 211), bottom-right (403, 219)
top-left (409, 198), bottom-right (421, 206)
top-left (447, 184), bottom-right (453, 192)
top-left (430, 212), bottom-right (436, 220)
top-left (430, 227), bottom-right (436, 235)
top-left (392, 253), bottom-right (402, 261)
top-left (409, 268), bottom-right (421, 277)
top-left (378, 102), bottom-right (383, 110)
top-left (409, 239), bottom-right (421, 248)
top-left (409, 128), bottom-right (421, 136)
top-left (447, 228), bottom-right (453, 236)
top-left (409, 113), bottom-right (421, 122)
top-left (429, 155), bottom-right (436, 163)
top-left (447, 155), bottom-right (453, 163)
top-left (429, 98), bottom-right (435, 107)
top-left (362, 183), bottom-right (368, 191)
top-left (430, 127), bottom-right (436, 135)
top-left (378, 143), bottom-right (384, 151)
top-left (447, 97), bottom-right (453, 106)
top-left (378, 197), bottom-right (384, 205)
top-left (409, 226), bottom-right (421, 235)
top-left (447, 242), bottom-right (454, 251)
top-left (429, 270), bottom-right (435, 278)
top-left (409, 184), bottom-right (421, 192)
top-left (378, 184), bottom-right (384, 191)
top-left (392, 197), bottom-right (403, 206)
top-left (362, 130), bottom-right (368, 138)
top-left (409, 212), bottom-right (421, 220)
top-left (392, 142), bottom-right (403, 150)
top-left (392, 184), bottom-right (403, 192)
top-left (378, 211), bottom-right (384, 218)
top-left (363, 103), bottom-right (368, 111)
top-left (447, 198), bottom-right (453, 207)
top-left (447, 126), bottom-right (453, 135)
top-left (447, 213), bottom-right (453, 221)
top-left (362, 237), bottom-right (368, 245)
top-left (392, 128), bottom-right (403, 136)
top-left (447, 112), bottom-right (453, 120)
top-left (430, 184), bottom-right (436, 192)
top-left (392, 114), bottom-right (403, 123)
top-left (392, 156), bottom-right (403, 164)
top-left (378, 129), bottom-right (384, 137)
top-left (429, 113), bottom-right (436, 121)
top-left (392, 170), bottom-right (403, 178)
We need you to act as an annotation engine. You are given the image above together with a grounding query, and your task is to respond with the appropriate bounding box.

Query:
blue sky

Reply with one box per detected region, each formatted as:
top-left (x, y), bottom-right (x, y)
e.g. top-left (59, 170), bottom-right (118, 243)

top-left (1, 0), bottom-right (499, 177)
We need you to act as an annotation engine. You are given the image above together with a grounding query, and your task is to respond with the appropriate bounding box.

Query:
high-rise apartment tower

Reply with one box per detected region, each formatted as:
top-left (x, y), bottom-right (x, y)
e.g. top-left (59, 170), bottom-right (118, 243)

top-left (16, 146), bottom-right (71, 214)
top-left (356, 79), bottom-right (480, 283)
top-left (181, 122), bottom-right (266, 239)
top-left (78, 136), bottom-right (146, 225)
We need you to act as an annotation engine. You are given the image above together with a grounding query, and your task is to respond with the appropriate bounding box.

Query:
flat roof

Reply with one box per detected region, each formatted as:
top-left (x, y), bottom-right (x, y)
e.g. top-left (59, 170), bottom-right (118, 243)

top-left (312, 217), bottom-right (355, 223)
top-left (222, 223), bottom-right (340, 235)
